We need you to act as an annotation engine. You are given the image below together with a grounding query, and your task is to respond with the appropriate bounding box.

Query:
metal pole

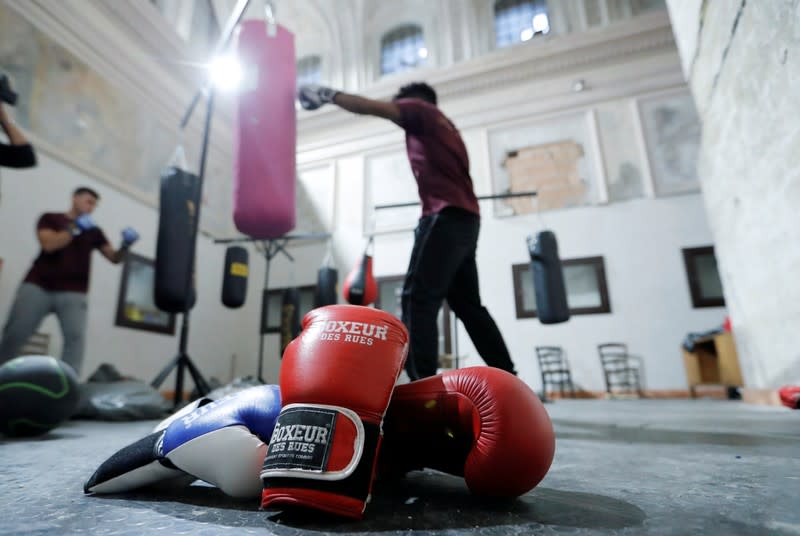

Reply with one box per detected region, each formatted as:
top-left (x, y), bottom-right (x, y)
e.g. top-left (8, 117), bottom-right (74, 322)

top-left (374, 190), bottom-right (538, 211)
top-left (180, 0), bottom-right (251, 130)
top-left (258, 243), bottom-right (272, 381)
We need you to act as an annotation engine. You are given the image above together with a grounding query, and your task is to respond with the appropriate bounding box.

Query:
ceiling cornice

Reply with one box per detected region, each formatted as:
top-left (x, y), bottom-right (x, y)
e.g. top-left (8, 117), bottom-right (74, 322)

top-left (298, 10), bottom-right (677, 134)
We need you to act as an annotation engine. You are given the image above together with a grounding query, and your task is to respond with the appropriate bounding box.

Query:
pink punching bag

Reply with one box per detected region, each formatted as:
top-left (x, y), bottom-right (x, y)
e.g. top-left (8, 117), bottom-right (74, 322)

top-left (233, 20), bottom-right (296, 239)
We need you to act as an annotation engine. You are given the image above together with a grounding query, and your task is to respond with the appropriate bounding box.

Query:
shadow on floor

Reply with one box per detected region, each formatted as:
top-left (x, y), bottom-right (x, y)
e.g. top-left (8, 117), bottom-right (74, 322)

top-left (88, 471), bottom-right (646, 533)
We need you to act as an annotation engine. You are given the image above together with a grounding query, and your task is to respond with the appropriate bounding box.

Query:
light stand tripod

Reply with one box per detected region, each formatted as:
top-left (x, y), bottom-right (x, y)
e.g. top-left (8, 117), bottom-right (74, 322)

top-left (151, 0), bottom-right (252, 407)
top-left (151, 90), bottom-right (216, 407)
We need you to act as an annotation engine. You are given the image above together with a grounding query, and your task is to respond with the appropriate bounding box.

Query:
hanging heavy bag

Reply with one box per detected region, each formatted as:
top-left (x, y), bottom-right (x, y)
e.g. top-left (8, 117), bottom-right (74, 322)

top-left (155, 165), bottom-right (199, 313)
top-left (279, 287), bottom-right (301, 356)
top-left (343, 238), bottom-right (378, 306)
top-left (233, 19), bottom-right (296, 238)
top-left (314, 249), bottom-right (338, 307)
top-left (527, 230), bottom-right (570, 325)
top-left (221, 246), bottom-right (249, 309)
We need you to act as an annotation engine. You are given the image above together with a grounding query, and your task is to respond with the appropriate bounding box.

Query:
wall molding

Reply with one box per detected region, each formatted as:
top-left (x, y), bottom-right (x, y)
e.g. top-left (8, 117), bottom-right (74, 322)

top-left (296, 12), bottom-right (684, 167)
top-left (299, 10), bottom-right (677, 130)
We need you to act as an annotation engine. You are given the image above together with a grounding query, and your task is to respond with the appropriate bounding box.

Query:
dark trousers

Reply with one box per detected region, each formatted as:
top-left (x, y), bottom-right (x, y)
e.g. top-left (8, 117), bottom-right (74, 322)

top-left (401, 207), bottom-right (516, 380)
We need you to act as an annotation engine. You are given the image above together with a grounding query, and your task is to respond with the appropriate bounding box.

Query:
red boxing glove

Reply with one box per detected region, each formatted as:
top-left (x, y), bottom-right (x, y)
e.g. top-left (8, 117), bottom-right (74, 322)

top-left (380, 367), bottom-right (555, 497)
top-left (778, 386), bottom-right (800, 409)
top-left (260, 305), bottom-right (408, 518)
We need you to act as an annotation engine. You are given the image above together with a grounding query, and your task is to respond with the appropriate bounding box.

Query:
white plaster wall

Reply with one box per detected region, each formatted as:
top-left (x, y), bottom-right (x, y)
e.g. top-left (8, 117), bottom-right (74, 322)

top-left (666, 0), bottom-right (800, 388)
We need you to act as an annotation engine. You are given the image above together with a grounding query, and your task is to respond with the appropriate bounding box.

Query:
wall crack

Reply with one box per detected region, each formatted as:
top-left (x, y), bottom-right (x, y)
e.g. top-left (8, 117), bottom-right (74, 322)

top-left (708, 0), bottom-right (748, 106)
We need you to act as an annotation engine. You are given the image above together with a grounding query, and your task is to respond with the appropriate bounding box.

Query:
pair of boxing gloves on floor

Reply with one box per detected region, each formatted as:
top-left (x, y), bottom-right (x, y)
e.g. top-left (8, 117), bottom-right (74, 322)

top-left (85, 305), bottom-right (556, 519)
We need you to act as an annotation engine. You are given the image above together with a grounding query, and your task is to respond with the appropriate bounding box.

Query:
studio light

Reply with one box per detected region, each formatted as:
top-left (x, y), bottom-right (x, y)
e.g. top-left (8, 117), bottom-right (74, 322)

top-left (532, 13), bottom-right (550, 34)
top-left (208, 55), bottom-right (242, 91)
top-left (521, 28), bottom-right (534, 41)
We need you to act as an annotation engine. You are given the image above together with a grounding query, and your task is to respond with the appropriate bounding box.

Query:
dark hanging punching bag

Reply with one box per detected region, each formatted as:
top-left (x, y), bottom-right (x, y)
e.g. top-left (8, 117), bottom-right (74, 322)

top-left (315, 251), bottom-right (338, 307)
top-left (221, 246), bottom-right (248, 309)
top-left (343, 238), bottom-right (377, 306)
top-left (528, 230), bottom-right (570, 324)
top-left (155, 166), bottom-right (199, 313)
top-left (280, 287), bottom-right (301, 356)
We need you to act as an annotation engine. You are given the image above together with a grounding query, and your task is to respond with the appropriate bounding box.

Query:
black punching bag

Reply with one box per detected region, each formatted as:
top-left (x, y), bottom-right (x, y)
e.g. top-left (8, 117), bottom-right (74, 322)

top-left (155, 166), bottom-right (198, 313)
top-left (221, 246), bottom-right (248, 308)
top-left (315, 251), bottom-right (338, 307)
top-left (280, 288), bottom-right (301, 356)
top-left (528, 230), bottom-right (570, 325)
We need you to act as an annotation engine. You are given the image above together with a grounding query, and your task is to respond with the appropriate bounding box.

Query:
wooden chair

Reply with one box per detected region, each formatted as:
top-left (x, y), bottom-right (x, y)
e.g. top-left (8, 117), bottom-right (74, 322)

top-left (535, 346), bottom-right (576, 400)
top-left (597, 343), bottom-right (643, 397)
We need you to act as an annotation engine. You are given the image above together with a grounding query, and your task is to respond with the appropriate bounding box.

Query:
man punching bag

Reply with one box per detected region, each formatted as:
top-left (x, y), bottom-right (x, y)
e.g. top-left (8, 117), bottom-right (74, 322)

top-left (221, 246), bottom-right (248, 309)
top-left (315, 251), bottom-right (338, 307)
top-left (343, 238), bottom-right (377, 306)
top-left (528, 231), bottom-right (569, 324)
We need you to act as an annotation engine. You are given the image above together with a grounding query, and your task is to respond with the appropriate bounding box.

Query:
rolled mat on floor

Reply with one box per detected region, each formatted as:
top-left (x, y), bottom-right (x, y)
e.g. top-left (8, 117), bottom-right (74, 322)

top-left (233, 20), bottom-right (296, 239)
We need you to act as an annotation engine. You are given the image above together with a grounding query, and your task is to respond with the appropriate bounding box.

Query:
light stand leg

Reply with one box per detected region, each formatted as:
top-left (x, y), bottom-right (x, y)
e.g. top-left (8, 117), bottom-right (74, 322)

top-left (257, 242), bottom-right (272, 383)
top-left (453, 311), bottom-right (460, 370)
top-left (152, 91), bottom-right (216, 408)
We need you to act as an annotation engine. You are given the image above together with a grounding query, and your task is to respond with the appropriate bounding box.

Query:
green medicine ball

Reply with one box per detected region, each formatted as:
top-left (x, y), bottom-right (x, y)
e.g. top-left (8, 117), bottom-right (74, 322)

top-left (0, 355), bottom-right (80, 437)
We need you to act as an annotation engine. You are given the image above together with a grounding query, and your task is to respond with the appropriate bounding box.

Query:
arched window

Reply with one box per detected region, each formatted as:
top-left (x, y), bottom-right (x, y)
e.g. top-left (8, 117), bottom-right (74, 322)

top-left (494, 0), bottom-right (549, 48)
top-left (380, 24), bottom-right (427, 76)
top-left (297, 55), bottom-right (322, 87)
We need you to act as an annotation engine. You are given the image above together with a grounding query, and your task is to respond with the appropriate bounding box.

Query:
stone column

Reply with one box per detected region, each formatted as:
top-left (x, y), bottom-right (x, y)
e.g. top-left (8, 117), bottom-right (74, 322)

top-left (666, 0), bottom-right (800, 391)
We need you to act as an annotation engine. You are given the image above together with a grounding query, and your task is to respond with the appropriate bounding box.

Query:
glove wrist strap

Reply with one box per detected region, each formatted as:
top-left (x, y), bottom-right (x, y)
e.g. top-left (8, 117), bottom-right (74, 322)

top-left (261, 403), bottom-right (380, 503)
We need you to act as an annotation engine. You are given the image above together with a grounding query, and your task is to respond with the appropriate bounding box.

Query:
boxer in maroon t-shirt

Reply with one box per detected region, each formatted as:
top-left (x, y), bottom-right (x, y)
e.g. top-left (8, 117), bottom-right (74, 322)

top-left (0, 187), bottom-right (140, 375)
top-left (298, 82), bottom-right (516, 380)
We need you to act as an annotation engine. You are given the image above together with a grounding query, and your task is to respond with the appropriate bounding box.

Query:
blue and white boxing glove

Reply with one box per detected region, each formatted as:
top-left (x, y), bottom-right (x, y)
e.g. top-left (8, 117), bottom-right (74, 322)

top-left (71, 214), bottom-right (97, 236)
top-left (84, 385), bottom-right (281, 498)
top-left (297, 84), bottom-right (339, 111)
top-left (121, 226), bottom-right (139, 247)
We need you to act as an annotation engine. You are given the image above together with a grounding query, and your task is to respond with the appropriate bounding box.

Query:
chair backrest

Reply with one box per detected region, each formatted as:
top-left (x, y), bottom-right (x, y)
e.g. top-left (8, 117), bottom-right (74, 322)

top-left (597, 343), bottom-right (629, 368)
top-left (535, 346), bottom-right (568, 372)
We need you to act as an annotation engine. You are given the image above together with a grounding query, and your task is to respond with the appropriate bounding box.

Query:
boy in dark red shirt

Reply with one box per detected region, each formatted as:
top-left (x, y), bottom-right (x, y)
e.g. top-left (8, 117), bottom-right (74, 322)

top-left (0, 187), bottom-right (140, 375)
top-left (299, 82), bottom-right (516, 380)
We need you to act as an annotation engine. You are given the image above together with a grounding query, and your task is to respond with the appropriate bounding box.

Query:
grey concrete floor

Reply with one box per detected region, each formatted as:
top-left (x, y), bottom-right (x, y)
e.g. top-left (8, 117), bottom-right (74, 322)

top-left (1, 399), bottom-right (798, 535)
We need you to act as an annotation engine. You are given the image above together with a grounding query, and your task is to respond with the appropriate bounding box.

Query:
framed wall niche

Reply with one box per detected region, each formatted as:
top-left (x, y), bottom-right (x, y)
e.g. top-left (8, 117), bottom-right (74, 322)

top-left (637, 90), bottom-right (702, 197)
top-left (487, 110), bottom-right (606, 217)
top-left (363, 148), bottom-right (419, 235)
top-left (512, 256), bottom-right (611, 319)
top-left (375, 275), bottom-right (452, 357)
top-left (682, 246), bottom-right (725, 308)
top-left (296, 163), bottom-right (336, 234)
top-left (115, 253), bottom-right (175, 335)
top-left (263, 285), bottom-right (317, 334)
